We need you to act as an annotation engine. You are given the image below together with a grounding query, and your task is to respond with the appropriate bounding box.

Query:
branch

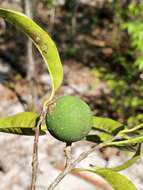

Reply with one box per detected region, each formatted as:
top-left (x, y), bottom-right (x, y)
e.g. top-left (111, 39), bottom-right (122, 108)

top-left (48, 143), bottom-right (72, 190)
top-left (54, 163), bottom-right (112, 190)
top-left (23, 0), bottom-right (38, 110)
top-left (47, 136), bottom-right (119, 190)
top-left (31, 106), bottom-right (48, 190)
top-left (64, 143), bottom-right (72, 168)
top-left (25, 0), bottom-right (35, 81)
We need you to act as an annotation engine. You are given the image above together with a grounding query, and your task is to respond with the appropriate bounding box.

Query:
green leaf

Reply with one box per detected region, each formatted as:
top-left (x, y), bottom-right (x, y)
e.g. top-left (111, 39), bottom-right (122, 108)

top-left (92, 116), bottom-right (124, 134)
top-left (107, 135), bottom-right (143, 147)
top-left (110, 144), bottom-right (141, 171)
top-left (90, 144), bottom-right (141, 172)
top-left (0, 112), bottom-right (46, 135)
top-left (85, 133), bottom-right (112, 143)
top-left (0, 8), bottom-right (63, 103)
top-left (85, 133), bottom-right (138, 152)
top-left (87, 168), bottom-right (137, 190)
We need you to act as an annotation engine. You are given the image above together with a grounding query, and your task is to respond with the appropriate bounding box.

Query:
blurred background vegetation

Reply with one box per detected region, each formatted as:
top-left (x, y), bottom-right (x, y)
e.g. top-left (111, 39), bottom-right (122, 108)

top-left (0, 0), bottom-right (143, 126)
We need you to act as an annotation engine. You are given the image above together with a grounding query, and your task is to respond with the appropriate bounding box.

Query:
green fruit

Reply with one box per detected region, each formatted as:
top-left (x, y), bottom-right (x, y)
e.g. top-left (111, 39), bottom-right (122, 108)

top-left (46, 95), bottom-right (92, 143)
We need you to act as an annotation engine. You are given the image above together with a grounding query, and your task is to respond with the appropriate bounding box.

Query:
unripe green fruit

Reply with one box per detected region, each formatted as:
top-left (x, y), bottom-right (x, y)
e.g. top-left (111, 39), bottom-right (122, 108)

top-left (46, 95), bottom-right (92, 143)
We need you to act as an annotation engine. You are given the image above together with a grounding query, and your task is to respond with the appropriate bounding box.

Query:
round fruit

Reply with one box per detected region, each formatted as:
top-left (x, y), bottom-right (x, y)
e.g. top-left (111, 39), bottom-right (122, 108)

top-left (46, 95), bottom-right (92, 143)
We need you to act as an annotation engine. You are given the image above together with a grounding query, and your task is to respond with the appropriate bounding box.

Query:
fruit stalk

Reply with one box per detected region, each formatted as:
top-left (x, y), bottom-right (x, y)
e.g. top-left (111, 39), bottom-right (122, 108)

top-left (47, 135), bottom-right (119, 190)
top-left (64, 143), bottom-right (72, 168)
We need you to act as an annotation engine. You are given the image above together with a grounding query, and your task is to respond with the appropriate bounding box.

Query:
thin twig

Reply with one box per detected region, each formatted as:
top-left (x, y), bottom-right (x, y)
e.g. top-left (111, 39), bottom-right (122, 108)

top-left (25, 0), bottom-right (34, 81)
top-left (71, 135), bottom-right (120, 169)
top-left (47, 136), bottom-right (119, 190)
top-left (48, 7), bottom-right (56, 33)
top-left (71, 0), bottom-right (79, 37)
top-left (47, 144), bottom-right (100, 190)
top-left (23, 0), bottom-right (38, 110)
top-left (48, 143), bottom-right (72, 190)
top-left (64, 143), bottom-right (72, 168)
top-left (54, 163), bottom-right (112, 190)
top-left (47, 161), bottom-right (70, 190)
top-left (119, 123), bottom-right (143, 135)
top-left (31, 107), bottom-right (48, 190)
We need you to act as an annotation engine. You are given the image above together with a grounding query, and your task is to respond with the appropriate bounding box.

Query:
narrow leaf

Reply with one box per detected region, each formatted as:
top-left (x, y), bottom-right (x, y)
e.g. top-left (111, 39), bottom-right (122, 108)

top-left (92, 116), bottom-right (124, 134)
top-left (88, 168), bottom-right (137, 190)
top-left (85, 133), bottom-right (112, 143)
top-left (86, 134), bottom-right (138, 152)
top-left (91, 144), bottom-right (141, 172)
top-left (0, 8), bottom-right (63, 102)
top-left (0, 112), bottom-right (46, 135)
top-left (110, 144), bottom-right (141, 171)
top-left (107, 135), bottom-right (143, 146)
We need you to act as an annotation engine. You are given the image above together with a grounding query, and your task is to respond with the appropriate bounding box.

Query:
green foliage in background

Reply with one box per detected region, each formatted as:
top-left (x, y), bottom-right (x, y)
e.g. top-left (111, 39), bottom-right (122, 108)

top-left (42, 0), bottom-right (57, 6)
top-left (121, 2), bottom-right (143, 70)
top-left (92, 66), bottom-right (143, 124)
top-left (89, 1), bottom-right (143, 124)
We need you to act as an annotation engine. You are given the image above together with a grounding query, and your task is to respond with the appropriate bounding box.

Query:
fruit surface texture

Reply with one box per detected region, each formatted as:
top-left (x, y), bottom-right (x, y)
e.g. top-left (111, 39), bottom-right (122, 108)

top-left (46, 95), bottom-right (92, 143)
